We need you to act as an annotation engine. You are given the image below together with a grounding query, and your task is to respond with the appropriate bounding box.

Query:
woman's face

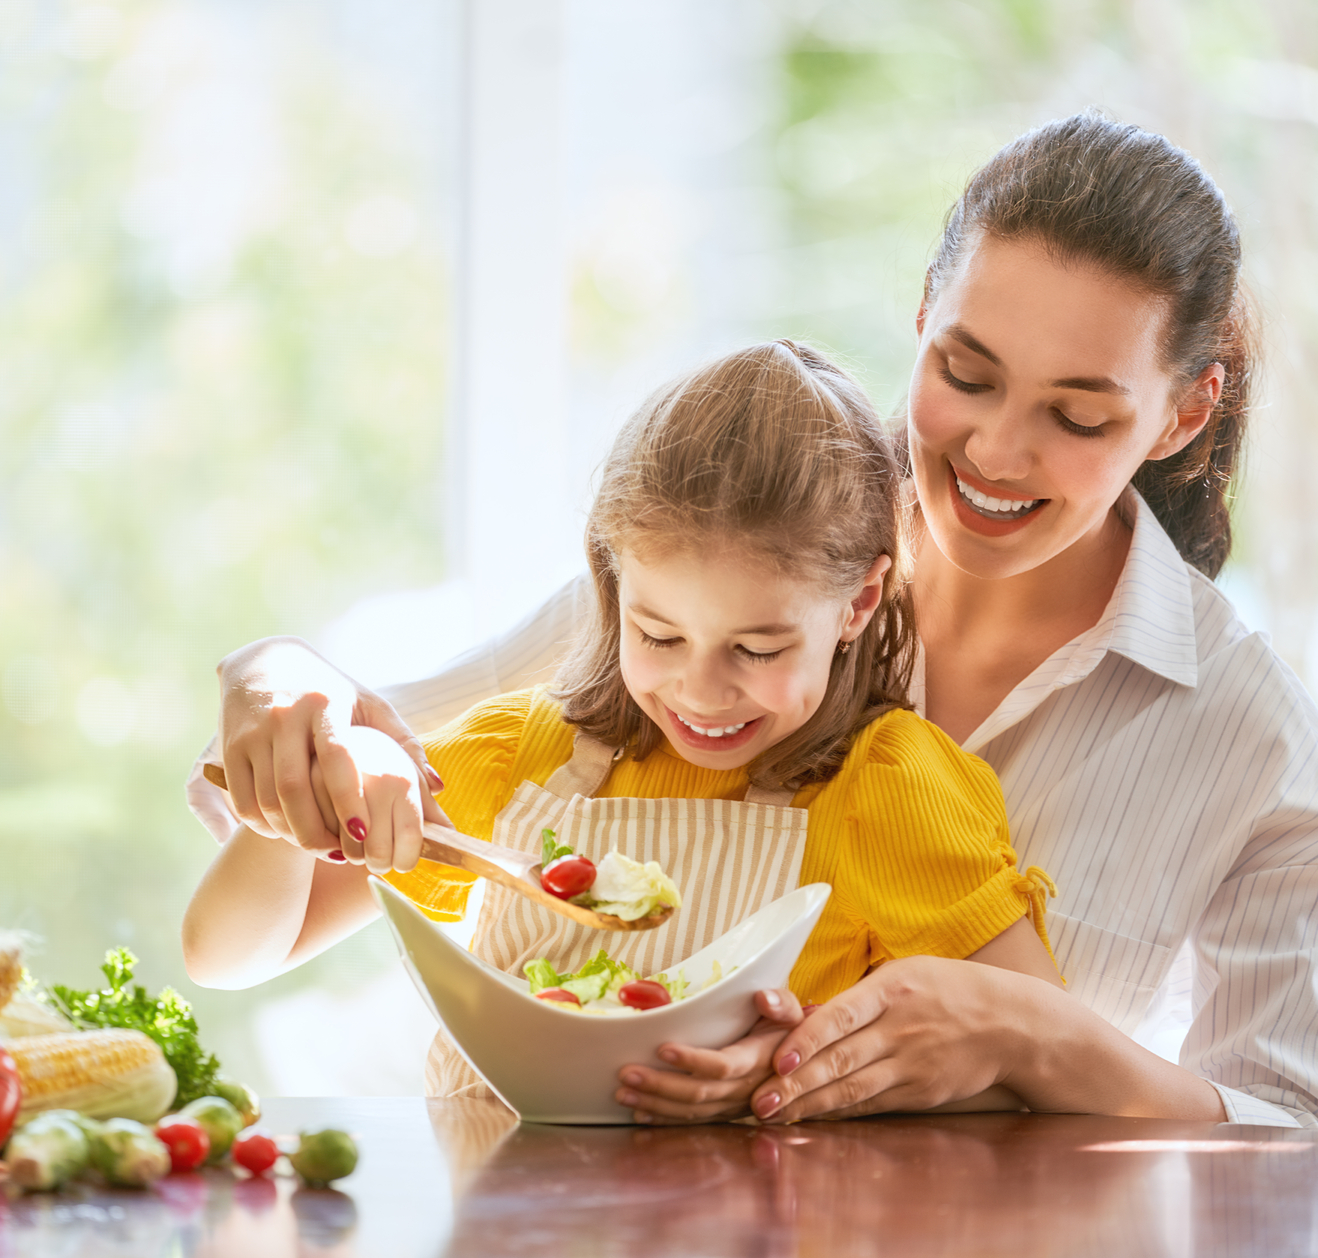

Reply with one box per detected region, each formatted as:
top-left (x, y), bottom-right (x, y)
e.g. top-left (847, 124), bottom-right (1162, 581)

top-left (616, 545), bottom-right (884, 771)
top-left (908, 234), bottom-right (1219, 580)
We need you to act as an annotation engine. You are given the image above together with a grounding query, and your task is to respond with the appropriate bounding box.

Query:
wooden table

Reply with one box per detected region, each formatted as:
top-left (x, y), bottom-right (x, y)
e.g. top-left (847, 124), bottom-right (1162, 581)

top-left (2, 1098), bottom-right (1316, 1257)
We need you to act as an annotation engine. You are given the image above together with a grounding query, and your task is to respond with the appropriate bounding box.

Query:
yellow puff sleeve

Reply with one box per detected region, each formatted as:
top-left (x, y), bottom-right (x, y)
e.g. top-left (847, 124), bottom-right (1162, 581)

top-left (789, 710), bottom-right (1056, 1004)
top-left (382, 689), bottom-right (534, 922)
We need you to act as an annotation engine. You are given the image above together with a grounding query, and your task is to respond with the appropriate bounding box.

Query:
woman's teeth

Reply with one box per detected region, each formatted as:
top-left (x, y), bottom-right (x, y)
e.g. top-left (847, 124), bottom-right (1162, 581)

top-left (955, 475), bottom-right (1040, 517)
top-left (676, 714), bottom-right (748, 739)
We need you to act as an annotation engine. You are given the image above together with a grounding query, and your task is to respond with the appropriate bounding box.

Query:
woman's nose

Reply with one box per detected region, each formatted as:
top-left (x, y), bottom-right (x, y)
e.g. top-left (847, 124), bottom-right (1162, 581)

top-left (962, 408), bottom-right (1032, 484)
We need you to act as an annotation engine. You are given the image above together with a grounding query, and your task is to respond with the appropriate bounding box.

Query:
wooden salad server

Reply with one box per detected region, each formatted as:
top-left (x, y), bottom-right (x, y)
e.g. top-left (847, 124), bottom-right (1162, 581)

top-left (201, 763), bottom-right (675, 933)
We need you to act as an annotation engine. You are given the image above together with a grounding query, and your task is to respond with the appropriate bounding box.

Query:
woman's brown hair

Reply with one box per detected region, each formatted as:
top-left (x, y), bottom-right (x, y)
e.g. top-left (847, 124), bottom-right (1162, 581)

top-left (925, 110), bottom-right (1256, 578)
top-left (554, 340), bottom-right (916, 789)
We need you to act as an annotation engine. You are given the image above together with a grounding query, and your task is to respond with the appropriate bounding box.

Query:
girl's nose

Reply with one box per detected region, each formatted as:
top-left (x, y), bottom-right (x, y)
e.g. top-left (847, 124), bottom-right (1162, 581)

top-left (678, 652), bottom-right (738, 713)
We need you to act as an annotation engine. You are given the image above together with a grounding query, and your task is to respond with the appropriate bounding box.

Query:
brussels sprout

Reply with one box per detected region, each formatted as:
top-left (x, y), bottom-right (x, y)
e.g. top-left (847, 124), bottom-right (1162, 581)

top-left (289, 1129), bottom-right (358, 1187)
top-left (89, 1117), bottom-right (171, 1187)
top-left (8, 1114), bottom-right (90, 1191)
top-left (178, 1095), bottom-right (243, 1162)
top-left (210, 1079), bottom-right (260, 1128)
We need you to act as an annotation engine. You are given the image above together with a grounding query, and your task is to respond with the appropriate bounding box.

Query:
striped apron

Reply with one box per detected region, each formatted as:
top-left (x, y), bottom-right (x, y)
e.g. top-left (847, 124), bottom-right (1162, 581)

top-left (425, 733), bottom-right (810, 1097)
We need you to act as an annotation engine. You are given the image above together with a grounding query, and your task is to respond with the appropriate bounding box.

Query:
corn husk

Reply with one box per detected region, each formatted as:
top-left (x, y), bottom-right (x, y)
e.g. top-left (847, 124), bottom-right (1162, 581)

top-left (0, 991), bottom-right (75, 1039)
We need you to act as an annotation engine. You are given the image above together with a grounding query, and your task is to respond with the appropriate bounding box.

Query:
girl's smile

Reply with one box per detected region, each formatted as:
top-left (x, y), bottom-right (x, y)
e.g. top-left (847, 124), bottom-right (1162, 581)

top-left (616, 546), bottom-right (885, 772)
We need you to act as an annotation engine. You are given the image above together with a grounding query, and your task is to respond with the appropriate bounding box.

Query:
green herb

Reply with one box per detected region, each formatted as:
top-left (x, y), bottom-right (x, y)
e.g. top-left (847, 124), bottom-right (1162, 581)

top-left (48, 948), bottom-right (221, 1108)
top-left (540, 828), bottom-right (574, 868)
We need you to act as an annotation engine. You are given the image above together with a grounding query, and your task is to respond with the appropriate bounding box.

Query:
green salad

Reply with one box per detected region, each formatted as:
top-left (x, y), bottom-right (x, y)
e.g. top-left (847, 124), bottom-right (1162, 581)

top-left (524, 948), bottom-right (723, 1014)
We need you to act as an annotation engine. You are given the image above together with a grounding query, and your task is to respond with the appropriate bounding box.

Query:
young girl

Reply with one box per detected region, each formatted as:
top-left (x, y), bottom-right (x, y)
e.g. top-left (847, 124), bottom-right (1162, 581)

top-left (184, 340), bottom-right (1062, 1104)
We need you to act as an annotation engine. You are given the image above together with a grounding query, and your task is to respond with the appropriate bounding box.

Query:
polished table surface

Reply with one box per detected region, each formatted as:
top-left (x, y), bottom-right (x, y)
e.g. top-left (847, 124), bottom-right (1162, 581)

top-left (2, 1097), bottom-right (1317, 1257)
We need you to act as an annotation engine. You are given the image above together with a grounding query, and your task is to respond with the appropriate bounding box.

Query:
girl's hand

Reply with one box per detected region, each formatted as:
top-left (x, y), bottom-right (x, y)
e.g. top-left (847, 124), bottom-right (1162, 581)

top-left (216, 636), bottom-right (445, 850)
top-left (749, 956), bottom-right (1036, 1123)
top-left (309, 727), bottom-right (431, 875)
top-left (615, 991), bottom-right (808, 1124)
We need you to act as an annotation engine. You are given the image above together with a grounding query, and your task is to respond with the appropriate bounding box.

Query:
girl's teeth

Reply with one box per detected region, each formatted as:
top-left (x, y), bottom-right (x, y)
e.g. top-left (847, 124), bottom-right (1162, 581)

top-left (955, 476), bottom-right (1038, 515)
top-left (677, 715), bottom-right (747, 738)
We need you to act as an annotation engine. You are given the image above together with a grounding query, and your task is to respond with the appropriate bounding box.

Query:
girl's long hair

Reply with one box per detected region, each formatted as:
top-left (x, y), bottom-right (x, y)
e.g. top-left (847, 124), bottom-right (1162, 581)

top-left (925, 110), bottom-right (1257, 578)
top-left (554, 340), bottom-right (916, 789)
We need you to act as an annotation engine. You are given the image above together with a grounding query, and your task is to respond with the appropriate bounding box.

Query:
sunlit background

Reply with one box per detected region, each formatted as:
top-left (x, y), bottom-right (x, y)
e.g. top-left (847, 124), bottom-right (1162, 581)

top-left (3, 0), bottom-right (1316, 1097)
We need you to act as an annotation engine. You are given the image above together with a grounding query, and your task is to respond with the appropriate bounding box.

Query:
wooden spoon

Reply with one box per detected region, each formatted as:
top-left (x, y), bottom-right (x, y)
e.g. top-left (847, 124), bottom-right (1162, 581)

top-left (202, 763), bottom-right (674, 933)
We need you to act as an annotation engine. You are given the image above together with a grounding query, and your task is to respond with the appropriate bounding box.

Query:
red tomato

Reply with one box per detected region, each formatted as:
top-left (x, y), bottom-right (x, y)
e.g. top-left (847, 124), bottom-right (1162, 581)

top-left (231, 1127), bottom-right (280, 1175)
top-left (0, 1047), bottom-right (20, 1149)
top-left (618, 980), bottom-right (671, 1010)
top-left (540, 855), bottom-right (596, 900)
top-left (155, 1115), bottom-right (211, 1173)
top-left (534, 988), bottom-right (581, 1006)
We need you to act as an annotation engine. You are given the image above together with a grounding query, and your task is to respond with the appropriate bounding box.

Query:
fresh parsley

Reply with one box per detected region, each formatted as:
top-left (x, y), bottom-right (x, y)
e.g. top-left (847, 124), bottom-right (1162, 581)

top-left (48, 948), bottom-right (222, 1108)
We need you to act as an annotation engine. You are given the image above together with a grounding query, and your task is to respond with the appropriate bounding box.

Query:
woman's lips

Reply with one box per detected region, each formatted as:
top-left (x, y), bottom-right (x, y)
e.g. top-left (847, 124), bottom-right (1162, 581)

top-left (664, 704), bottom-right (763, 752)
top-left (947, 465), bottom-right (1047, 537)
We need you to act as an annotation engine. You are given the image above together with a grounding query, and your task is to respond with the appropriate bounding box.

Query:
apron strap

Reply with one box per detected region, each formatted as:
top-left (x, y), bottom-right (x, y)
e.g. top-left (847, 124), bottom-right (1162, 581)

top-left (543, 732), bottom-right (620, 801)
top-left (744, 782), bottom-right (798, 807)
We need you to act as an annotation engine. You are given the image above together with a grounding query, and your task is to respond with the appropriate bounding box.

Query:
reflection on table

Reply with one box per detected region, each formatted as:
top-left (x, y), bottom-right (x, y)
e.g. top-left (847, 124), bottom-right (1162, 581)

top-left (1, 1097), bottom-right (1315, 1257)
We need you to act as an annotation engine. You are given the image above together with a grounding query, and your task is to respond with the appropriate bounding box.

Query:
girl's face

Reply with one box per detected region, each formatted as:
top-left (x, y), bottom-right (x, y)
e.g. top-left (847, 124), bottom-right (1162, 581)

top-left (617, 545), bottom-right (887, 772)
top-left (908, 235), bottom-right (1222, 580)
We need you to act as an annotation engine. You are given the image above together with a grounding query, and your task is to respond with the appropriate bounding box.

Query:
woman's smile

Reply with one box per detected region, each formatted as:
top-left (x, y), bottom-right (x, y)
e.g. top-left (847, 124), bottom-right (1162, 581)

top-left (947, 464), bottom-right (1048, 537)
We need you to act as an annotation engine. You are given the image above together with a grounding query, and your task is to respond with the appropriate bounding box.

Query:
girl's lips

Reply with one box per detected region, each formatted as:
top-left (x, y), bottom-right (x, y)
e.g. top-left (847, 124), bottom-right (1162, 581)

top-left (663, 704), bottom-right (763, 752)
top-left (947, 465), bottom-right (1047, 537)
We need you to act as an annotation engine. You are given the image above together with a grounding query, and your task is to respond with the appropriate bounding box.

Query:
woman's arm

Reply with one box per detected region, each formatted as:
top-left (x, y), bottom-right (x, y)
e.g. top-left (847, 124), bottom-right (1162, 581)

top-left (188, 576), bottom-right (589, 848)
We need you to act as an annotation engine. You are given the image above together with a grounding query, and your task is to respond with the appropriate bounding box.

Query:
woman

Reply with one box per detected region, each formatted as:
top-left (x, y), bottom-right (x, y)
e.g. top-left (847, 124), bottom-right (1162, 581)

top-left (191, 113), bottom-right (1318, 1127)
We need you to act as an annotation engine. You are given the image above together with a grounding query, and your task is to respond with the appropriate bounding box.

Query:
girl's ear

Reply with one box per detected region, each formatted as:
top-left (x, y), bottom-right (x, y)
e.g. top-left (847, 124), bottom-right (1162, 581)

top-left (1146, 362), bottom-right (1225, 461)
top-left (840, 554), bottom-right (893, 644)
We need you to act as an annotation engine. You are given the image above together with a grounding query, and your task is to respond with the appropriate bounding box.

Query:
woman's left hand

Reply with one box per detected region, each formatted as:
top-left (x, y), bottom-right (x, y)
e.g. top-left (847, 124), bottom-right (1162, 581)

top-left (615, 991), bottom-right (808, 1124)
top-left (750, 956), bottom-right (1032, 1123)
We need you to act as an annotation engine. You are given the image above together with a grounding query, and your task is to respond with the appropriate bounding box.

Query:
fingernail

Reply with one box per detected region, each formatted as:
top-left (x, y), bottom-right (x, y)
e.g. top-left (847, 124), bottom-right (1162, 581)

top-left (635, 1111), bottom-right (652, 1124)
top-left (618, 1090), bottom-right (638, 1106)
top-left (346, 817), bottom-right (368, 844)
top-left (622, 1070), bottom-right (643, 1087)
top-left (423, 765), bottom-right (444, 791)
top-left (658, 1048), bottom-right (677, 1064)
top-left (762, 991), bottom-right (781, 1011)
top-left (801, 1004), bottom-right (820, 1017)
top-left (754, 1092), bottom-right (781, 1118)
top-left (778, 1051), bottom-right (800, 1076)
top-left (326, 849), bottom-right (347, 863)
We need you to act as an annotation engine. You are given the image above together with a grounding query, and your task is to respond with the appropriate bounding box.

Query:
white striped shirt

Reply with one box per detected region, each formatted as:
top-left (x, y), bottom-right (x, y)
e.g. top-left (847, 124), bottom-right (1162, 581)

top-left (187, 491), bottom-right (1318, 1126)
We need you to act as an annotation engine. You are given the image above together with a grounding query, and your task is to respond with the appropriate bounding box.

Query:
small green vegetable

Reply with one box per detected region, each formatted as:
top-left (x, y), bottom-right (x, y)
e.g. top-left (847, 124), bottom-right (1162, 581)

top-left (8, 1113), bottom-right (90, 1191)
top-left (540, 828), bottom-right (574, 868)
top-left (89, 1117), bottom-right (171, 1187)
top-left (211, 1078), bottom-right (260, 1128)
top-left (289, 1128), bottom-right (358, 1187)
top-left (47, 948), bottom-right (222, 1108)
top-left (178, 1095), bottom-right (243, 1162)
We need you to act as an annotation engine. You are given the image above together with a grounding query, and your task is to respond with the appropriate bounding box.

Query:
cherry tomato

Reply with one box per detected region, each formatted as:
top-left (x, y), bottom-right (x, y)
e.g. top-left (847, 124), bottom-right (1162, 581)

top-left (618, 980), bottom-right (671, 1010)
top-left (231, 1127), bottom-right (280, 1175)
top-left (155, 1115), bottom-right (211, 1173)
top-left (534, 988), bottom-right (581, 1006)
top-left (540, 855), bottom-right (596, 900)
top-left (0, 1047), bottom-right (21, 1149)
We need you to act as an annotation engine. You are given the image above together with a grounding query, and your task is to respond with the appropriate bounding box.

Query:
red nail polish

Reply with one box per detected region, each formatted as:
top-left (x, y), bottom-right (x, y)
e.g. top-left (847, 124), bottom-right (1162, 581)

top-left (801, 1004), bottom-right (820, 1017)
top-left (326, 849), bottom-right (347, 863)
top-left (346, 817), bottom-right (367, 844)
top-left (778, 1051), bottom-right (800, 1075)
top-left (423, 765), bottom-right (445, 791)
top-left (755, 1092), bottom-right (781, 1118)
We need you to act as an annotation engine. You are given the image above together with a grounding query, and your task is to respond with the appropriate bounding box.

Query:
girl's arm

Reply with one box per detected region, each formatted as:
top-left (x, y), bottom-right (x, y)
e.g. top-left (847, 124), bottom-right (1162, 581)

top-left (182, 828), bottom-right (377, 989)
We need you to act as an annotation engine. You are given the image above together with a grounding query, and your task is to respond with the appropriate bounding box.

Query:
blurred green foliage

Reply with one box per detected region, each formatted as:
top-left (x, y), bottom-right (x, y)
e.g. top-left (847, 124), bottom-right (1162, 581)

top-left (0, 0), bottom-right (448, 1089)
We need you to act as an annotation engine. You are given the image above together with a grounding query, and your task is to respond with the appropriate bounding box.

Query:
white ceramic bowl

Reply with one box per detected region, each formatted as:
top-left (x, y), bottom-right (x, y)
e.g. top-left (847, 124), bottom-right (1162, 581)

top-left (370, 877), bottom-right (831, 1124)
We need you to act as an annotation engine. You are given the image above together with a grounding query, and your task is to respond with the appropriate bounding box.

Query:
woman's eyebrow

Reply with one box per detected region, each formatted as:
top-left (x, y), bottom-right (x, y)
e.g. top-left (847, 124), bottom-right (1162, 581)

top-left (946, 323), bottom-right (1129, 395)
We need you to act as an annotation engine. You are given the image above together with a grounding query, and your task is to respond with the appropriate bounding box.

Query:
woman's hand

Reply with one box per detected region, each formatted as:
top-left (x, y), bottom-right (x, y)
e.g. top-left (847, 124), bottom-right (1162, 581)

top-left (216, 636), bottom-right (446, 850)
top-left (750, 956), bottom-right (1031, 1123)
top-left (615, 991), bottom-right (808, 1124)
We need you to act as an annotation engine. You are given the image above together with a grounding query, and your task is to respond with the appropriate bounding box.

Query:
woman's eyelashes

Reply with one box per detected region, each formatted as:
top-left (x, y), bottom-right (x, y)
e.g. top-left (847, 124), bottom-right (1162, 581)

top-left (636, 628), bottom-right (784, 663)
top-left (1051, 407), bottom-right (1106, 438)
top-left (938, 364), bottom-right (990, 395)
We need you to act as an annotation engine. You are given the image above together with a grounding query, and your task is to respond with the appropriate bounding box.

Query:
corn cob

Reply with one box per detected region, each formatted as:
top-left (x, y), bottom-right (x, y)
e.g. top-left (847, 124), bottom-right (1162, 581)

top-left (9, 1029), bottom-right (178, 1125)
top-left (0, 931), bottom-right (23, 1011)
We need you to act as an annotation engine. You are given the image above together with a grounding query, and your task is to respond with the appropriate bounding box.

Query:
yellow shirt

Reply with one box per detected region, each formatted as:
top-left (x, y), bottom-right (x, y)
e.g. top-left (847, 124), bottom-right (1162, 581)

top-left (387, 687), bottom-right (1055, 1004)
